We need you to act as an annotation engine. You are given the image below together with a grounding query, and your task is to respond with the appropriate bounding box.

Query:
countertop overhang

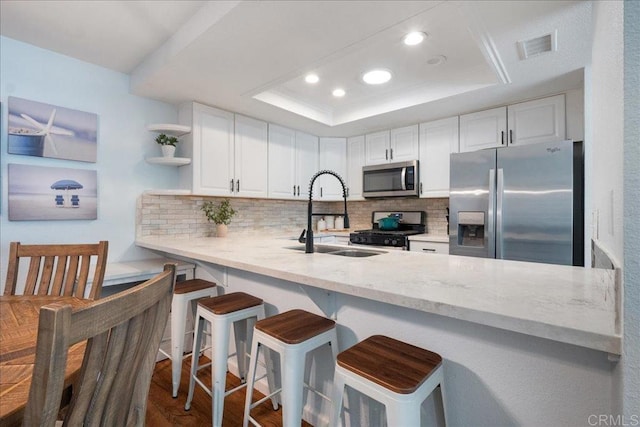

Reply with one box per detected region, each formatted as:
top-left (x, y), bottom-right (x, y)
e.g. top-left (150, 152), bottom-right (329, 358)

top-left (136, 236), bottom-right (620, 354)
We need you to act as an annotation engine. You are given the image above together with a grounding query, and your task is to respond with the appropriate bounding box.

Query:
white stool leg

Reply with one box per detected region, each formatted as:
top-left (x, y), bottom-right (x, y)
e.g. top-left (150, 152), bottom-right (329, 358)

top-left (386, 400), bottom-right (421, 427)
top-left (243, 338), bottom-right (261, 427)
top-left (212, 316), bottom-right (231, 427)
top-left (281, 348), bottom-right (305, 427)
top-left (330, 369), bottom-right (346, 427)
top-left (184, 313), bottom-right (206, 410)
top-left (439, 381), bottom-right (448, 426)
top-left (233, 318), bottom-right (249, 381)
top-left (170, 294), bottom-right (187, 397)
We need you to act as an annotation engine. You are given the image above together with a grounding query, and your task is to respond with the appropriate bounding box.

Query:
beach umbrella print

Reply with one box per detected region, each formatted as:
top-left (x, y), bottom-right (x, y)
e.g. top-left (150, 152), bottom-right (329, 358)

top-left (51, 179), bottom-right (83, 207)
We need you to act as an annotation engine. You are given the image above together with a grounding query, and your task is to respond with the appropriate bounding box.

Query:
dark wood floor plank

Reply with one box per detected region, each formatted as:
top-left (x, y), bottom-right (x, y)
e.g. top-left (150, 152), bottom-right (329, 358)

top-left (147, 356), bottom-right (312, 426)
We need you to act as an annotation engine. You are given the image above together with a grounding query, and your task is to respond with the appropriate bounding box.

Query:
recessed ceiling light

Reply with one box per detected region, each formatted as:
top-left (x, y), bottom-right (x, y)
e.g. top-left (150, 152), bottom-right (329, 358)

top-left (362, 69), bottom-right (392, 85)
top-left (403, 31), bottom-right (427, 46)
top-left (332, 88), bottom-right (346, 97)
top-left (305, 73), bottom-right (319, 84)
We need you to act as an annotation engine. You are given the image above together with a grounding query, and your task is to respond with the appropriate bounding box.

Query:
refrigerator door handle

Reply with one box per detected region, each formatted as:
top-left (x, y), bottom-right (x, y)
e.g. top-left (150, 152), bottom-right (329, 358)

top-left (496, 168), bottom-right (504, 259)
top-left (488, 168), bottom-right (496, 257)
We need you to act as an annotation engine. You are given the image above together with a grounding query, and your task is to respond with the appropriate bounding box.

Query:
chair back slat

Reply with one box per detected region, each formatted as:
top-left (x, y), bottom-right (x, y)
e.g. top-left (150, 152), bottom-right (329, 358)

top-left (4, 241), bottom-right (109, 299)
top-left (51, 257), bottom-right (68, 296)
top-left (64, 256), bottom-right (80, 296)
top-left (24, 264), bottom-right (176, 427)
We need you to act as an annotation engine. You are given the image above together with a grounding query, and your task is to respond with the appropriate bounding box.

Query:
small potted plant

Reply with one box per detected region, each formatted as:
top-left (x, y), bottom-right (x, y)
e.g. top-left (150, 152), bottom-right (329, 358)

top-left (201, 198), bottom-right (236, 237)
top-left (155, 133), bottom-right (179, 158)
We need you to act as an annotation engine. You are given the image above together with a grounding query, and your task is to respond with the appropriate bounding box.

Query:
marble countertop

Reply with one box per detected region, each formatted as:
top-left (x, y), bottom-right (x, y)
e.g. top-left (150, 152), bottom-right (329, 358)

top-left (136, 236), bottom-right (620, 354)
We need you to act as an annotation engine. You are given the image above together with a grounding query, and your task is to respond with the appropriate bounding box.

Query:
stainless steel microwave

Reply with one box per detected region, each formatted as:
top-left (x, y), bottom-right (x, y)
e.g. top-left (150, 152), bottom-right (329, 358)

top-left (362, 160), bottom-right (419, 198)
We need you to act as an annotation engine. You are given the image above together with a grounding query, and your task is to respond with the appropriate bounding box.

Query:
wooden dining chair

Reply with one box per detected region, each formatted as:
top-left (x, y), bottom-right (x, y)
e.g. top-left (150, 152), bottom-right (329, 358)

top-left (4, 241), bottom-right (108, 299)
top-left (22, 263), bottom-right (176, 427)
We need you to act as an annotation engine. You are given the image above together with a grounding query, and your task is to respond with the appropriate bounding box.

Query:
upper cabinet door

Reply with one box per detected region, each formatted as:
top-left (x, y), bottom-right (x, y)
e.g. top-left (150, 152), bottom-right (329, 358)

top-left (507, 94), bottom-right (566, 146)
top-left (318, 137), bottom-right (347, 200)
top-left (419, 116), bottom-right (459, 198)
top-left (347, 135), bottom-right (365, 200)
top-left (188, 103), bottom-right (235, 196)
top-left (268, 124), bottom-right (296, 199)
top-left (295, 131), bottom-right (319, 200)
top-left (365, 130), bottom-right (391, 165)
top-left (390, 124), bottom-right (419, 162)
top-left (234, 115), bottom-right (268, 198)
top-left (459, 106), bottom-right (507, 153)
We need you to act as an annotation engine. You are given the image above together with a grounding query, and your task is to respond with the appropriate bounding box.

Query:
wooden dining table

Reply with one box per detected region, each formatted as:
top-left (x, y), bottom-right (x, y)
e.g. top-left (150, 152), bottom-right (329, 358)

top-left (0, 295), bottom-right (92, 426)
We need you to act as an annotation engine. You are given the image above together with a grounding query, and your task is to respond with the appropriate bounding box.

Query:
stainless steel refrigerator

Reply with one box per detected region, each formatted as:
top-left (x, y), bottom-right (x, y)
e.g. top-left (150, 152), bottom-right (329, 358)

top-left (449, 140), bottom-right (583, 266)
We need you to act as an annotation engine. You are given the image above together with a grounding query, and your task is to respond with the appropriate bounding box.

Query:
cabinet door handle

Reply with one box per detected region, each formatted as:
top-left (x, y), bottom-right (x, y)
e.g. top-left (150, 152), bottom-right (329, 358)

top-left (346, 187), bottom-right (350, 197)
top-left (293, 185), bottom-right (296, 196)
top-left (420, 182), bottom-right (423, 194)
top-left (501, 131), bottom-right (505, 145)
top-left (390, 148), bottom-right (394, 160)
top-left (297, 185), bottom-right (300, 196)
top-left (230, 179), bottom-right (234, 193)
top-left (385, 149), bottom-right (389, 160)
top-left (510, 129), bottom-right (513, 144)
top-left (422, 248), bottom-right (437, 252)
top-left (320, 187), bottom-right (323, 197)
top-left (236, 179), bottom-right (240, 192)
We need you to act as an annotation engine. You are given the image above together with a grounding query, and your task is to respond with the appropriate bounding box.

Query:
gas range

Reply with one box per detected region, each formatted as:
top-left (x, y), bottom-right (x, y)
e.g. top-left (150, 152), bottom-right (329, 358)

top-left (349, 211), bottom-right (426, 249)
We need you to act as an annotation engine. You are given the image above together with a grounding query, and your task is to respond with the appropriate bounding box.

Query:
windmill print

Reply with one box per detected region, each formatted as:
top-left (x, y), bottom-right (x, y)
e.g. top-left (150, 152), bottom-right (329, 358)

top-left (7, 97), bottom-right (98, 163)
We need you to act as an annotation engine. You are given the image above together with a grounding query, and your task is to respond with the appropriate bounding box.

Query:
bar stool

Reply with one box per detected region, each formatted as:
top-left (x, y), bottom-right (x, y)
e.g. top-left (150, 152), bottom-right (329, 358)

top-left (184, 292), bottom-right (276, 427)
top-left (331, 335), bottom-right (447, 426)
top-left (243, 309), bottom-right (339, 427)
top-left (158, 278), bottom-right (218, 397)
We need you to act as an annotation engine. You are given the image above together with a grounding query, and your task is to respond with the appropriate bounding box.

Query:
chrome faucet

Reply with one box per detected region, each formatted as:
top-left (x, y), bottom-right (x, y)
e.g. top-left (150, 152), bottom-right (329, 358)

top-left (298, 170), bottom-right (350, 253)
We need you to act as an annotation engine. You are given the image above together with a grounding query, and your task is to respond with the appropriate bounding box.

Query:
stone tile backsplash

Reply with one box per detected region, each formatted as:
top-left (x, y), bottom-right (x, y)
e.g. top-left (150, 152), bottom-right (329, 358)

top-left (137, 194), bottom-right (449, 238)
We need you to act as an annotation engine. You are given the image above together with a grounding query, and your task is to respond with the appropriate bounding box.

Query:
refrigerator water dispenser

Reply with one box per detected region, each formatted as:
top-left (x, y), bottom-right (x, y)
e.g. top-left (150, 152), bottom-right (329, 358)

top-left (457, 211), bottom-right (485, 247)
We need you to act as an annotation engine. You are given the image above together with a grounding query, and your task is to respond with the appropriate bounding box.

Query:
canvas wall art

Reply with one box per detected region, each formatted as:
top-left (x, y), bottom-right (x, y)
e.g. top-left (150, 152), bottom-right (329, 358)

top-left (8, 164), bottom-right (97, 221)
top-left (7, 97), bottom-right (98, 163)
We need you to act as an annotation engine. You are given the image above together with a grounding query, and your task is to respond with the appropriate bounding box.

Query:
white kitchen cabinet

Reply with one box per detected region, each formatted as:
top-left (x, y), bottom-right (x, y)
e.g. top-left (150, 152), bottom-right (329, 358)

top-left (347, 135), bottom-right (365, 200)
top-left (390, 124), bottom-right (419, 162)
top-left (267, 124), bottom-right (296, 199)
top-left (460, 94), bottom-right (566, 153)
top-left (409, 240), bottom-right (449, 254)
top-left (318, 137), bottom-right (347, 200)
top-left (234, 115), bottom-right (268, 198)
top-left (364, 130), bottom-right (390, 165)
top-left (459, 106), bottom-right (507, 153)
top-left (507, 94), bottom-right (566, 146)
top-left (267, 127), bottom-right (318, 200)
top-left (296, 131), bottom-right (319, 199)
top-left (365, 126), bottom-right (418, 165)
top-left (178, 102), bottom-right (235, 195)
top-left (419, 116), bottom-right (459, 198)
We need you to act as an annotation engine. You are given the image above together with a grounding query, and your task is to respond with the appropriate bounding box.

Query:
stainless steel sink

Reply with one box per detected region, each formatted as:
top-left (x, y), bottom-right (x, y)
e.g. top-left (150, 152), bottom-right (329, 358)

top-left (285, 246), bottom-right (385, 257)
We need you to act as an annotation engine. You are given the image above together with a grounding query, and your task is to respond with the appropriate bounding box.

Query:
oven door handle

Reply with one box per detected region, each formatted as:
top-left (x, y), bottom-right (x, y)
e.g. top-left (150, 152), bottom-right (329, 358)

top-left (401, 167), bottom-right (407, 191)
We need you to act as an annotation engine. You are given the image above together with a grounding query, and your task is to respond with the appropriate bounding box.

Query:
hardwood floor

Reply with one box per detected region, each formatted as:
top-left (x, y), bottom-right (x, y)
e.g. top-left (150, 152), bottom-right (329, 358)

top-left (146, 356), bottom-right (312, 426)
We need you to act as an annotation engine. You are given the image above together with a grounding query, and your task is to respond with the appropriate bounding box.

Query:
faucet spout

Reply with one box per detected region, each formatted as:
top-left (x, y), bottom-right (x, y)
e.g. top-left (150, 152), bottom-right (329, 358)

top-left (304, 170), bottom-right (350, 253)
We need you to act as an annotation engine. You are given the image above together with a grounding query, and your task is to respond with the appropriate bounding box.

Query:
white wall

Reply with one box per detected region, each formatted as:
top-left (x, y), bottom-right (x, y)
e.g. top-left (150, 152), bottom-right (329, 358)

top-left (588, 1), bottom-right (624, 265)
top-left (623, 0), bottom-right (640, 419)
top-left (0, 37), bottom-right (179, 292)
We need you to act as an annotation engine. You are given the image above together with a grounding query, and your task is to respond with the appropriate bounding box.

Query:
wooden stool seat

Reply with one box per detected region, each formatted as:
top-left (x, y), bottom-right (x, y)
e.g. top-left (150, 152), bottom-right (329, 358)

top-left (255, 309), bottom-right (336, 344)
top-left (198, 292), bottom-right (263, 315)
top-left (174, 278), bottom-right (217, 294)
top-left (337, 335), bottom-right (443, 394)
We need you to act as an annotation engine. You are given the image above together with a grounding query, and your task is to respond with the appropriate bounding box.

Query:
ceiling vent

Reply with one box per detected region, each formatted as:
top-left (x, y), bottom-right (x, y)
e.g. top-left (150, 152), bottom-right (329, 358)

top-left (517, 30), bottom-right (557, 60)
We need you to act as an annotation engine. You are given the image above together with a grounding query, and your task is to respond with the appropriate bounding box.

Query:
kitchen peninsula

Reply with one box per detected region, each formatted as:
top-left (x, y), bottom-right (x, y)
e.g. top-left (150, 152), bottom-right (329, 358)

top-left (137, 235), bottom-right (619, 354)
top-left (137, 235), bottom-right (621, 425)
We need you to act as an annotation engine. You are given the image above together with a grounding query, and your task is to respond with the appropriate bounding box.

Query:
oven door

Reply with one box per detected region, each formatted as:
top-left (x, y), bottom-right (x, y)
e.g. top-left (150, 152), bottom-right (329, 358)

top-left (363, 160), bottom-right (419, 198)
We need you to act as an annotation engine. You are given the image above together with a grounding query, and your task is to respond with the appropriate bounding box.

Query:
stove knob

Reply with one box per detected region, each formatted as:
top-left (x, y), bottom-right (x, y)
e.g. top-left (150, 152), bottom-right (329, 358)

top-left (391, 239), bottom-right (398, 246)
top-left (384, 239), bottom-right (390, 245)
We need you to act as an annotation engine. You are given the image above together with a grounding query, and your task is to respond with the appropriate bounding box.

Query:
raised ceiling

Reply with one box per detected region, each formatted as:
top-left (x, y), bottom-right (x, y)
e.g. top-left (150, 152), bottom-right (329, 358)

top-left (0, 1), bottom-right (592, 137)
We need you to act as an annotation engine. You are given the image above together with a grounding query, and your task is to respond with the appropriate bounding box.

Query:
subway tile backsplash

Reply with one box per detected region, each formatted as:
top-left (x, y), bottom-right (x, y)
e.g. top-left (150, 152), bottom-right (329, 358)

top-left (137, 194), bottom-right (449, 238)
